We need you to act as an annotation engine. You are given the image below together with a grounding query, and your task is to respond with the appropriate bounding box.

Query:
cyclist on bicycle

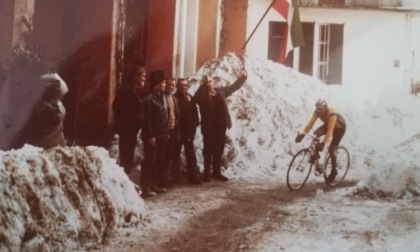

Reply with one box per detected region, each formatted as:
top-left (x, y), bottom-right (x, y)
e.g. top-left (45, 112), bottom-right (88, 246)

top-left (295, 99), bottom-right (346, 182)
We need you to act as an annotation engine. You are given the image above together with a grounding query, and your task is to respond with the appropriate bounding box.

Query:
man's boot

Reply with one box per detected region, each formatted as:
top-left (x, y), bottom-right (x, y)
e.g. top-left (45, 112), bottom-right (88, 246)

top-left (203, 155), bottom-right (211, 182)
top-left (327, 147), bottom-right (338, 183)
top-left (212, 156), bottom-right (228, 182)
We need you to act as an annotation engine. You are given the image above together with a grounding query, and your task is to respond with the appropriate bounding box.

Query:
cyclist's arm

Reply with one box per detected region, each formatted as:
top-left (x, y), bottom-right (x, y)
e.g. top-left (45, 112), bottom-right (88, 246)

top-left (322, 115), bottom-right (337, 144)
top-left (303, 112), bottom-right (317, 134)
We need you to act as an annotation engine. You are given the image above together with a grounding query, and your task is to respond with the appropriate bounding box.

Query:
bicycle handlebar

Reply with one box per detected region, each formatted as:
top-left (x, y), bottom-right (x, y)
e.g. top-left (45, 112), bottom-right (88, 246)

top-left (297, 132), bottom-right (320, 142)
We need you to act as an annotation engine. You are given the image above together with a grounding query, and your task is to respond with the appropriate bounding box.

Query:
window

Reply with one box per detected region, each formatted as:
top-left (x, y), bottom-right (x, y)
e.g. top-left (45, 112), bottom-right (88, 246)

top-left (318, 24), bottom-right (330, 83)
top-left (270, 21), bottom-right (285, 38)
top-left (268, 22), bottom-right (285, 62)
top-left (327, 24), bottom-right (344, 84)
top-left (317, 24), bottom-right (343, 84)
top-left (268, 21), bottom-right (293, 67)
top-left (268, 21), bottom-right (343, 84)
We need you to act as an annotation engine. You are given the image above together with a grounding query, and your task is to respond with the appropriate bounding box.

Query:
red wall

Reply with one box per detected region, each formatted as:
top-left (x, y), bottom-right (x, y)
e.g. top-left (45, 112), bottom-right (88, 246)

top-left (221, 1), bottom-right (248, 55)
top-left (196, 0), bottom-right (218, 70)
top-left (145, 0), bottom-right (176, 78)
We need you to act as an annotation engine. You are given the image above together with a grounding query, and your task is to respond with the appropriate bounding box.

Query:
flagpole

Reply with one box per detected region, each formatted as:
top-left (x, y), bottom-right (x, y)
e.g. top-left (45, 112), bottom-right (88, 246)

top-left (241, 0), bottom-right (276, 50)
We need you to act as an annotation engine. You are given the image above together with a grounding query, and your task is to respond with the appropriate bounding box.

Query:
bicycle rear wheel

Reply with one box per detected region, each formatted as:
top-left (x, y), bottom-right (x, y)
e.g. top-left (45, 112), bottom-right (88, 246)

top-left (287, 149), bottom-right (313, 191)
top-left (324, 146), bottom-right (350, 187)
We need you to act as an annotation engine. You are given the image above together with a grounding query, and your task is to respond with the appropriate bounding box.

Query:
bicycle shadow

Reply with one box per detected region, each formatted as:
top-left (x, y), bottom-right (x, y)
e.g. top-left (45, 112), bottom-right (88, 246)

top-left (290, 179), bottom-right (358, 194)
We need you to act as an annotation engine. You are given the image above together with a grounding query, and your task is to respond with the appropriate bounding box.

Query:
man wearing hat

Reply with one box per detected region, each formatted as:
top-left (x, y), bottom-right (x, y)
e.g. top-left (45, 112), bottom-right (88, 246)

top-left (140, 70), bottom-right (170, 197)
top-left (194, 60), bottom-right (247, 182)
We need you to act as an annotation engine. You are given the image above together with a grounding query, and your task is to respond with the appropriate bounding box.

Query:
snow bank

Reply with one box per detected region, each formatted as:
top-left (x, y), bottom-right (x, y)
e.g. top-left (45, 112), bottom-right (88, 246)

top-left (188, 53), bottom-right (420, 198)
top-left (353, 132), bottom-right (420, 199)
top-left (188, 53), bottom-right (327, 178)
top-left (0, 145), bottom-right (149, 251)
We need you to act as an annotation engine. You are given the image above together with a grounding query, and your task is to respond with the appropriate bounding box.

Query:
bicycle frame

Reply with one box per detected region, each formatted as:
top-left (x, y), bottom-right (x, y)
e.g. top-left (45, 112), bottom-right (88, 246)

top-left (299, 133), bottom-right (327, 176)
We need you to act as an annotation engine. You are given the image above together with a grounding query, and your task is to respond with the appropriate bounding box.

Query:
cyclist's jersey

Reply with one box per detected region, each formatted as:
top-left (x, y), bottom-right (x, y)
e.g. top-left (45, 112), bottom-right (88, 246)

top-left (303, 107), bottom-right (345, 144)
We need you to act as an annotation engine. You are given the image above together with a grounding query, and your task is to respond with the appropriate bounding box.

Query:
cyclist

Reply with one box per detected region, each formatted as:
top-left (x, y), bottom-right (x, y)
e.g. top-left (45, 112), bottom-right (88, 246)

top-left (295, 99), bottom-right (346, 182)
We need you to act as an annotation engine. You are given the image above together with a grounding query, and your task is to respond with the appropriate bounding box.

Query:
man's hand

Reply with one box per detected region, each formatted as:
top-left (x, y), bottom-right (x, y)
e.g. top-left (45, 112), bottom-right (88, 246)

top-left (295, 134), bottom-right (304, 143)
top-left (316, 142), bottom-right (325, 152)
top-left (234, 49), bottom-right (244, 57)
top-left (241, 68), bottom-right (248, 78)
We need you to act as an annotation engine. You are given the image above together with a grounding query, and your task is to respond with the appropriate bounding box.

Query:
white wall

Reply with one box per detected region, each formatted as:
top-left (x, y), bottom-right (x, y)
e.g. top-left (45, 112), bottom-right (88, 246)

top-left (402, 0), bottom-right (420, 8)
top-left (302, 8), bottom-right (407, 89)
top-left (245, 0), bottom-right (416, 90)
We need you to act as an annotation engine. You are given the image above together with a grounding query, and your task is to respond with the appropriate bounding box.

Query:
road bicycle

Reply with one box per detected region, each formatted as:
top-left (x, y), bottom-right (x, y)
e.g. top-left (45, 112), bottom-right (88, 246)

top-left (286, 133), bottom-right (350, 191)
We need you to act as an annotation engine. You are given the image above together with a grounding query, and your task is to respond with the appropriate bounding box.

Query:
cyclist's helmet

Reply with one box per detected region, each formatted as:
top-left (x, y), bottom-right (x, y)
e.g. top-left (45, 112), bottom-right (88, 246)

top-left (315, 99), bottom-right (328, 114)
top-left (315, 99), bottom-right (327, 108)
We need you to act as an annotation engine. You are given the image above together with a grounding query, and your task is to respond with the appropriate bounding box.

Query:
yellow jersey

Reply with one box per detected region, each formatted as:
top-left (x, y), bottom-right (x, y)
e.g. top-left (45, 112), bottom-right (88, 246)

top-left (303, 107), bottom-right (345, 144)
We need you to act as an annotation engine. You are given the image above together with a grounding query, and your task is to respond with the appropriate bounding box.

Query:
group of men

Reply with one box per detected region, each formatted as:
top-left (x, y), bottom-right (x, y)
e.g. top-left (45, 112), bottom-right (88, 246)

top-left (113, 56), bottom-right (347, 198)
top-left (112, 57), bottom-right (247, 198)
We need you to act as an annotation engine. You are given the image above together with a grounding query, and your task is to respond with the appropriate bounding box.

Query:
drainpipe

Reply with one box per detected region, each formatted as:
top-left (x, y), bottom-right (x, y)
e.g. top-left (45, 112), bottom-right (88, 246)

top-left (216, 0), bottom-right (223, 57)
top-left (405, 12), bottom-right (413, 92)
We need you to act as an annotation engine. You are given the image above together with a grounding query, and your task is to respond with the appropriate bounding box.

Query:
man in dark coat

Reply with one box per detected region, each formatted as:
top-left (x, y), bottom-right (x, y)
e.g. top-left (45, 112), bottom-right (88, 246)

top-left (140, 70), bottom-right (170, 198)
top-left (112, 65), bottom-right (146, 175)
top-left (172, 78), bottom-right (201, 184)
top-left (194, 62), bottom-right (247, 182)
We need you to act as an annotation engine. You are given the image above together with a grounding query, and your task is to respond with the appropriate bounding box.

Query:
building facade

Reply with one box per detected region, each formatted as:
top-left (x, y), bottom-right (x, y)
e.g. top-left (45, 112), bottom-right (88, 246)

top-left (246, 0), bottom-right (420, 91)
top-left (0, 0), bottom-right (246, 149)
top-left (1, 0), bottom-right (419, 149)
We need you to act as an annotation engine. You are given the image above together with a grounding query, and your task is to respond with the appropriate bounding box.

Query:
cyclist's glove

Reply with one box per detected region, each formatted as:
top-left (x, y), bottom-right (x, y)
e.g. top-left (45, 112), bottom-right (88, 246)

top-left (316, 142), bottom-right (325, 152)
top-left (295, 134), bottom-right (304, 143)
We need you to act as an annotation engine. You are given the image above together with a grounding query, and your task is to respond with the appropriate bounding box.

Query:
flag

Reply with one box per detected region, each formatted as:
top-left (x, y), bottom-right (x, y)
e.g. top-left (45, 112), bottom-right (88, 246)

top-left (272, 0), bottom-right (305, 63)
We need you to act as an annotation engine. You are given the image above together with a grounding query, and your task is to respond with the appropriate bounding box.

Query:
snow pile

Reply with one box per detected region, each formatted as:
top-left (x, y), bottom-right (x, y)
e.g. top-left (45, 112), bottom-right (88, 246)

top-left (188, 53), bottom-right (420, 198)
top-left (188, 53), bottom-right (327, 178)
top-left (353, 132), bottom-right (420, 199)
top-left (0, 145), bottom-right (149, 251)
top-left (347, 86), bottom-right (420, 199)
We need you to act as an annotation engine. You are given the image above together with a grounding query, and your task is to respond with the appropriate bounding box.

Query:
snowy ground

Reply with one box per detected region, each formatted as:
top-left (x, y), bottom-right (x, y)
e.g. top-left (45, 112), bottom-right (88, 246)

top-left (1, 53), bottom-right (420, 251)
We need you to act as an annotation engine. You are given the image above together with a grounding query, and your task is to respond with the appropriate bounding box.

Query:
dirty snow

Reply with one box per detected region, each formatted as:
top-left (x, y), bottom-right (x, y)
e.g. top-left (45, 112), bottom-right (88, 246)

top-left (0, 145), bottom-right (148, 251)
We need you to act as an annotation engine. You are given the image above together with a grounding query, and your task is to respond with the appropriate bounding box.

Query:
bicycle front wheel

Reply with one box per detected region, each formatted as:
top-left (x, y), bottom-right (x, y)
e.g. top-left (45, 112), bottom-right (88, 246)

top-left (324, 146), bottom-right (350, 187)
top-left (287, 149), bottom-right (313, 191)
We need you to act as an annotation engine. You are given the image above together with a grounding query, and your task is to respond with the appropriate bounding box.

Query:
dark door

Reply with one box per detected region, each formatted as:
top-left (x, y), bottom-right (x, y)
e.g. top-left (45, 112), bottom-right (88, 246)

top-left (268, 21), bottom-right (286, 63)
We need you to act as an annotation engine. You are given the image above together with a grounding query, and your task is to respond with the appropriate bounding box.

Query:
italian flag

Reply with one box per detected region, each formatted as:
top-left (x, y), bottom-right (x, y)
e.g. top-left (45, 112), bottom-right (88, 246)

top-left (272, 0), bottom-right (305, 63)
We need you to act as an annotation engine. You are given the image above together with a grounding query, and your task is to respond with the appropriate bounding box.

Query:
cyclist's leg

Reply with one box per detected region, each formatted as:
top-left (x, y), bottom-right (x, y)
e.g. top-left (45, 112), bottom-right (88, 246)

top-left (313, 125), bottom-right (327, 159)
top-left (329, 126), bottom-right (346, 169)
top-left (327, 126), bottom-right (346, 181)
top-left (313, 124), bottom-right (327, 138)
top-left (328, 145), bottom-right (338, 169)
